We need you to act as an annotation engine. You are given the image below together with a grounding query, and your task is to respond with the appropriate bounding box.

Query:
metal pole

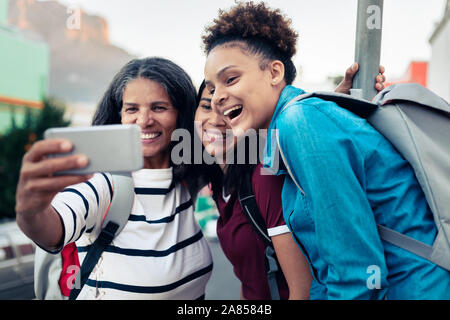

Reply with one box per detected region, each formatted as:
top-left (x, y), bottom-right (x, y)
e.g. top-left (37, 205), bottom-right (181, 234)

top-left (351, 0), bottom-right (384, 101)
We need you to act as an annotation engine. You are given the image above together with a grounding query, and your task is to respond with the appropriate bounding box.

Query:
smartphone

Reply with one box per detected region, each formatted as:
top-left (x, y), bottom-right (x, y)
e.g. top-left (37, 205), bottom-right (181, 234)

top-left (44, 124), bottom-right (143, 174)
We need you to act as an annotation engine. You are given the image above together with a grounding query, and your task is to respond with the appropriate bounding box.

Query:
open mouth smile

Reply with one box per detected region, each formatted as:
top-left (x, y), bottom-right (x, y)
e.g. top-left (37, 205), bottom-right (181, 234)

top-left (204, 130), bottom-right (229, 142)
top-left (141, 132), bottom-right (162, 142)
top-left (223, 105), bottom-right (243, 122)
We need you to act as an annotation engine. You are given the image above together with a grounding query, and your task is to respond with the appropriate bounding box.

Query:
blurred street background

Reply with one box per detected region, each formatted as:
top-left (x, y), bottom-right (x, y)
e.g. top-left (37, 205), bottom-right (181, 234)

top-left (1, 0), bottom-right (449, 299)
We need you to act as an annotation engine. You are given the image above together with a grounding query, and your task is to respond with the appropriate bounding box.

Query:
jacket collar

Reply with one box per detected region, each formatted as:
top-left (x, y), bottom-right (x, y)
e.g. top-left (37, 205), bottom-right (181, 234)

top-left (263, 85), bottom-right (305, 175)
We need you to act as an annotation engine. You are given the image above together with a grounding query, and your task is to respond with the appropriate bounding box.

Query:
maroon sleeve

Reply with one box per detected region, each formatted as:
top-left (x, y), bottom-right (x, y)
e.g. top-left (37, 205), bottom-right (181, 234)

top-left (251, 163), bottom-right (286, 229)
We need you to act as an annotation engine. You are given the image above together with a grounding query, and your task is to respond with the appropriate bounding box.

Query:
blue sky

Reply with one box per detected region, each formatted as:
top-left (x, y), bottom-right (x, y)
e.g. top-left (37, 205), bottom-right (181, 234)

top-left (58, 0), bottom-right (447, 88)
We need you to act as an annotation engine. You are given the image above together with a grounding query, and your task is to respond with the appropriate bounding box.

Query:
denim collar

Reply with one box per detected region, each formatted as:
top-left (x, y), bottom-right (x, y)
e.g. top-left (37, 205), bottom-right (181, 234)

top-left (263, 85), bottom-right (305, 175)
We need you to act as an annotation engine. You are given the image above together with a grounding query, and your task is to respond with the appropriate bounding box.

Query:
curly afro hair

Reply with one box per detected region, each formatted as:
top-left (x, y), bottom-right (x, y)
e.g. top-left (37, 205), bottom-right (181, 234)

top-left (201, 1), bottom-right (299, 84)
top-left (202, 1), bottom-right (298, 57)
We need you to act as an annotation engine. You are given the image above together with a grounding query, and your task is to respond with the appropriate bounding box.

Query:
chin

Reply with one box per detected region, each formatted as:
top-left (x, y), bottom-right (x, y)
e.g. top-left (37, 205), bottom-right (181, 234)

top-left (142, 147), bottom-right (163, 158)
top-left (205, 144), bottom-right (220, 158)
top-left (232, 124), bottom-right (251, 138)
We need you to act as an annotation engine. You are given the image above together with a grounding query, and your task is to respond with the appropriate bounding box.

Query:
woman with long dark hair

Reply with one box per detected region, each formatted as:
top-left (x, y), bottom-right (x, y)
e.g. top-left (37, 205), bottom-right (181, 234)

top-left (195, 80), bottom-right (312, 300)
top-left (15, 57), bottom-right (213, 299)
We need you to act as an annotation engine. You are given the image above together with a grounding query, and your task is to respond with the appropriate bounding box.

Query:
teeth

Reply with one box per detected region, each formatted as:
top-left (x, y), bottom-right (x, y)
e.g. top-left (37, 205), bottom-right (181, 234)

top-left (142, 132), bottom-right (160, 139)
top-left (205, 131), bottom-right (225, 139)
top-left (223, 105), bottom-right (242, 117)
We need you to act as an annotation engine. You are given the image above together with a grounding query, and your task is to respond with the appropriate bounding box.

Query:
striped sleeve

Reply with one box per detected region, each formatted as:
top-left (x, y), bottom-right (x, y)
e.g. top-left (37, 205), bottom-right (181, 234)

top-left (51, 172), bottom-right (113, 247)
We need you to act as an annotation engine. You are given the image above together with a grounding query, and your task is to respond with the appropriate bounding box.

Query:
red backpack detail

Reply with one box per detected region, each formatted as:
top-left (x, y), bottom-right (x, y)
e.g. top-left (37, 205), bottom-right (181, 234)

top-left (59, 243), bottom-right (80, 297)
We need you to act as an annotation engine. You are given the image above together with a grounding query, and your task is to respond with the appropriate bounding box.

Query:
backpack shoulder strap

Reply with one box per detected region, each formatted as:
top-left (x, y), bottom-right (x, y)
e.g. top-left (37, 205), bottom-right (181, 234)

top-left (372, 83), bottom-right (450, 114)
top-left (237, 172), bottom-right (272, 247)
top-left (101, 173), bottom-right (134, 235)
top-left (237, 171), bottom-right (280, 300)
top-left (69, 172), bottom-right (134, 300)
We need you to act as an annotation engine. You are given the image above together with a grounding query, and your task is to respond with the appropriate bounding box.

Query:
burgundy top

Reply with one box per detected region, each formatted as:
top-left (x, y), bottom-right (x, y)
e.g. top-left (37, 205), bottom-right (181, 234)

top-left (216, 163), bottom-right (290, 300)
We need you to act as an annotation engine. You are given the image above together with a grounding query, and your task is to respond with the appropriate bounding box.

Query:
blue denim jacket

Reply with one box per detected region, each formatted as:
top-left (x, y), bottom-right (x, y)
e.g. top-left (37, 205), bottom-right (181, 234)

top-left (263, 85), bottom-right (450, 299)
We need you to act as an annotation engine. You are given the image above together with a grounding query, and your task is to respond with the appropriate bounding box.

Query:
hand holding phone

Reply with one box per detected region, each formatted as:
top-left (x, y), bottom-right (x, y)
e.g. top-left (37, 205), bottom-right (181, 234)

top-left (44, 124), bottom-right (143, 175)
top-left (16, 124), bottom-right (143, 249)
top-left (15, 138), bottom-right (93, 223)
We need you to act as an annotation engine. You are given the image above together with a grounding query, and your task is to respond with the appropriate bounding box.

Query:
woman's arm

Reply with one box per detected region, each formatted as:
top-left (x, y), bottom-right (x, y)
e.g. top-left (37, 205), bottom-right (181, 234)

top-left (15, 139), bottom-right (91, 251)
top-left (272, 232), bottom-right (312, 300)
top-left (251, 164), bottom-right (312, 300)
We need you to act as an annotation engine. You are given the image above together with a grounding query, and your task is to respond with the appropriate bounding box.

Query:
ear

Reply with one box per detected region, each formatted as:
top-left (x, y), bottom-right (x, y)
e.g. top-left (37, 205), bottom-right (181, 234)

top-left (269, 60), bottom-right (285, 86)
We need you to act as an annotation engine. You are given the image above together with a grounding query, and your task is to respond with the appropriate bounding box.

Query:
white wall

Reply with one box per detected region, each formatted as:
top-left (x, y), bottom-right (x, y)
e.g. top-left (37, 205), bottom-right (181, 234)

top-left (428, 18), bottom-right (450, 102)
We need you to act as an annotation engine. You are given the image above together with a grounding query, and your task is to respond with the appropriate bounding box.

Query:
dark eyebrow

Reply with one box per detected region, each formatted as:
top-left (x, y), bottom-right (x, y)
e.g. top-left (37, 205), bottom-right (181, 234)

top-left (123, 102), bottom-right (138, 106)
top-left (200, 97), bottom-right (211, 102)
top-left (218, 65), bottom-right (238, 78)
top-left (151, 101), bottom-right (170, 106)
top-left (123, 101), bottom-right (170, 107)
top-left (205, 65), bottom-right (238, 87)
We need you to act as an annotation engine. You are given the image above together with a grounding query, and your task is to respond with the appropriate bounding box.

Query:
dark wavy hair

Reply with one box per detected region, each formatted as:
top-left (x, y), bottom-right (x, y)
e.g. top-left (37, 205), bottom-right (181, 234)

top-left (194, 80), bottom-right (224, 199)
top-left (195, 80), bottom-right (258, 201)
top-left (92, 57), bottom-right (198, 186)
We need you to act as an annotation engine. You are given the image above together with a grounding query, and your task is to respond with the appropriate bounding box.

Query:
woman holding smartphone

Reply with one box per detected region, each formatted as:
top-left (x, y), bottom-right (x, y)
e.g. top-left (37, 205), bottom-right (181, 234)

top-left (200, 1), bottom-right (450, 299)
top-left (15, 57), bottom-right (213, 299)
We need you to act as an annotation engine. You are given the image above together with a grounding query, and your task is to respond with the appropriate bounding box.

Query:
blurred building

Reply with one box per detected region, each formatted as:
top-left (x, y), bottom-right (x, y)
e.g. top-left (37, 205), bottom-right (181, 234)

top-left (0, 0), bottom-right (49, 132)
top-left (384, 0), bottom-right (449, 103)
top-left (6, 0), bottom-right (136, 127)
top-left (428, 0), bottom-right (450, 102)
top-left (385, 61), bottom-right (428, 88)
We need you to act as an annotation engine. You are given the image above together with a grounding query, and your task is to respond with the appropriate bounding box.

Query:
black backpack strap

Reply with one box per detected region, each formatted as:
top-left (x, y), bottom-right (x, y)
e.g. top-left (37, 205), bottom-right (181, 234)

top-left (238, 179), bottom-right (272, 247)
top-left (237, 172), bottom-right (281, 300)
top-left (69, 221), bottom-right (118, 300)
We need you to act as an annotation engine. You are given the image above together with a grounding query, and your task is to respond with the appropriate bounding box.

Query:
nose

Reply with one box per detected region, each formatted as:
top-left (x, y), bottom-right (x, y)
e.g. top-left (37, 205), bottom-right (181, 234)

top-left (208, 109), bottom-right (226, 127)
top-left (211, 87), bottom-right (227, 108)
top-left (136, 109), bottom-right (155, 127)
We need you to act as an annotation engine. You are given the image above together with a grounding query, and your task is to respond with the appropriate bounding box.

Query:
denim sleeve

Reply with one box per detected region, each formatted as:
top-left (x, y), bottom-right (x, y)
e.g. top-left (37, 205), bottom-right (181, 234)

top-left (277, 102), bottom-right (389, 299)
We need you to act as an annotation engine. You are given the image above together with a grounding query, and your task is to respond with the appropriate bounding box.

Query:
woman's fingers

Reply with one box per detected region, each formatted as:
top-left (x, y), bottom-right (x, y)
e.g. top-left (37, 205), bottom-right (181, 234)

top-left (21, 138), bottom-right (89, 178)
top-left (16, 159), bottom-right (92, 216)
top-left (16, 137), bottom-right (91, 216)
top-left (23, 139), bottom-right (73, 163)
top-left (377, 74), bottom-right (386, 83)
top-left (22, 154), bottom-right (89, 179)
top-left (375, 66), bottom-right (386, 92)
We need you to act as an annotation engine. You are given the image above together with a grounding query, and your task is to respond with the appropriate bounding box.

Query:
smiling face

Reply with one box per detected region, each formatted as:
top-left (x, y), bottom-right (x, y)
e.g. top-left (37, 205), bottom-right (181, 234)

top-left (195, 86), bottom-right (235, 161)
top-left (121, 77), bottom-right (178, 169)
top-left (204, 44), bottom-right (284, 136)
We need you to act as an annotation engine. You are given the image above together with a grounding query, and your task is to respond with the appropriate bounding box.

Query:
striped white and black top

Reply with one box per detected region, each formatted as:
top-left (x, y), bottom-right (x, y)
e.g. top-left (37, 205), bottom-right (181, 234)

top-left (51, 168), bottom-right (213, 300)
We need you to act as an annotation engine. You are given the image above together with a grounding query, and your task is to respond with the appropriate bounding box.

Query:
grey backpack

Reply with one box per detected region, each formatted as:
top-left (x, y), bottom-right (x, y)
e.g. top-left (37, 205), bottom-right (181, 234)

top-left (278, 83), bottom-right (450, 271)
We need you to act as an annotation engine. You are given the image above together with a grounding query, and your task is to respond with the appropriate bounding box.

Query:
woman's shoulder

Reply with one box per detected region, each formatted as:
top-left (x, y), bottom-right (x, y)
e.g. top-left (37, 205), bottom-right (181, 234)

top-left (276, 97), bottom-right (374, 153)
top-left (250, 164), bottom-right (285, 229)
top-left (280, 96), bottom-right (369, 131)
top-left (251, 163), bottom-right (284, 197)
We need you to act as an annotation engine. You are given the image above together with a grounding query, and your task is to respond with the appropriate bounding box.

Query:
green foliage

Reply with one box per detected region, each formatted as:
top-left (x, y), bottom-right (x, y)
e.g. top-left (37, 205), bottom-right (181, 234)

top-left (0, 99), bottom-right (71, 220)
